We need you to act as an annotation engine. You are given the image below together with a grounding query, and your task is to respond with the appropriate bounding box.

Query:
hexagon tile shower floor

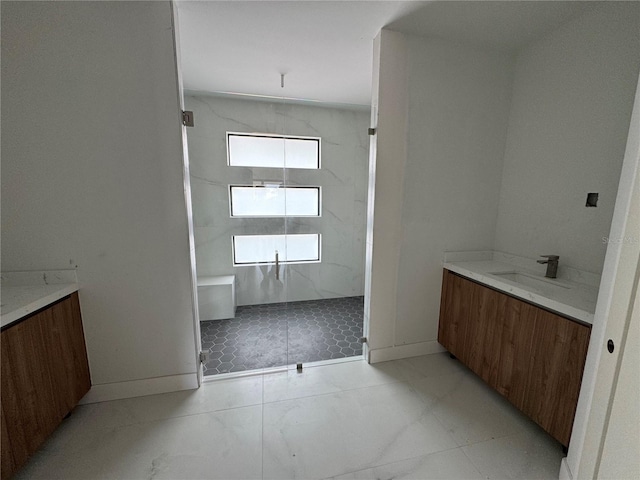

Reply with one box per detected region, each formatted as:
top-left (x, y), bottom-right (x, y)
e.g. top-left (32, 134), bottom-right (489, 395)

top-left (200, 296), bottom-right (364, 375)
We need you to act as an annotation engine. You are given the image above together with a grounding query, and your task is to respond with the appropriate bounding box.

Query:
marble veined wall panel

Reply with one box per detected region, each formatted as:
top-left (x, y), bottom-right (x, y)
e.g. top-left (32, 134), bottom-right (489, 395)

top-left (186, 94), bottom-right (369, 305)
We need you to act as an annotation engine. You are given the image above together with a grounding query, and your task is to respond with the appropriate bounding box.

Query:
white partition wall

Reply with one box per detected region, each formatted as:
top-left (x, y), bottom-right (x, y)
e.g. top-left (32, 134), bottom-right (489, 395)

top-left (1, 1), bottom-right (198, 401)
top-left (366, 29), bottom-right (514, 362)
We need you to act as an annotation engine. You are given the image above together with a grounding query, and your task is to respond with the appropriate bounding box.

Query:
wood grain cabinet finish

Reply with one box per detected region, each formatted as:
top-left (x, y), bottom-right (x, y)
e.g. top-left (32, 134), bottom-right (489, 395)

top-left (438, 269), bottom-right (590, 447)
top-left (1, 292), bottom-right (91, 479)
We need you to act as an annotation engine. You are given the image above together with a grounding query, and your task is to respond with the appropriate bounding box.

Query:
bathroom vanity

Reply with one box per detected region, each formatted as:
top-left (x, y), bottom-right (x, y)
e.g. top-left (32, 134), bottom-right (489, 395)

top-left (438, 255), bottom-right (596, 447)
top-left (1, 272), bottom-right (90, 479)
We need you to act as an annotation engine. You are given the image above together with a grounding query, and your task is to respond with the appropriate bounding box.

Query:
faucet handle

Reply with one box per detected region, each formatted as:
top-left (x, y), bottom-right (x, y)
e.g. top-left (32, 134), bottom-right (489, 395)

top-left (540, 255), bottom-right (559, 261)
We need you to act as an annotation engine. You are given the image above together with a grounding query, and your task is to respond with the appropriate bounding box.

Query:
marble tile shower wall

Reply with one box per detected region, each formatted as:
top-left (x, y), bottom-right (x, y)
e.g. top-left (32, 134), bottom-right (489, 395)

top-left (185, 95), bottom-right (369, 305)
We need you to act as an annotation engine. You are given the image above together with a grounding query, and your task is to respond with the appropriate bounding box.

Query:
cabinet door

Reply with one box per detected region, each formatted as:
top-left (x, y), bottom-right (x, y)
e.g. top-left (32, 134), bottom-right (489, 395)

top-left (523, 308), bottom-right (591, 446)
top-left (462, 283), bottom-right (538, 409)
top-left (438, 269), bottom-right (591, 447)
top-left (438, 271), bottom-right (476, 362)
top-left (1, 404), bottom-right (16, 478)
top-left (1, 293), bottom-right (91, 479)
top-left (40, 292), bottom-right (91, 416)
top-left (465, 283), bottom-right (501, 386)
top-left (495, 300), bottom-right (536, 411)
top-left (1, 309), bottom-right (60, 472)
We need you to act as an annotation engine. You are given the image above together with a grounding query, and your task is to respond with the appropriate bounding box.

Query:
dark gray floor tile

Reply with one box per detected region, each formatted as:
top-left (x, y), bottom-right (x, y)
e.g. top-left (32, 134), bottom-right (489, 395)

top-left (201, 296), bottom-right (364, 376)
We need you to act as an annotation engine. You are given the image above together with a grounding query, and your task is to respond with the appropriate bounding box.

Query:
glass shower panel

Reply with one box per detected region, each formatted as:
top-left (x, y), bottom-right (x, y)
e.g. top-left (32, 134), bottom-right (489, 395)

top-left (283, 102), bottom-right (369, 368)
top-left (223, 102), bottom-right (290, 374)
top-left (195, 96), bottom-right (368, 376)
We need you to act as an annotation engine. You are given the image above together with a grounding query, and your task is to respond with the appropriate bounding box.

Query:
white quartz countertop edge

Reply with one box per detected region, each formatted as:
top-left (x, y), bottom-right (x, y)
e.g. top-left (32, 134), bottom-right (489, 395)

top-left (1, 284), bottom-right (79, 329)
top-left (443, 261), bottom-right (594, 325)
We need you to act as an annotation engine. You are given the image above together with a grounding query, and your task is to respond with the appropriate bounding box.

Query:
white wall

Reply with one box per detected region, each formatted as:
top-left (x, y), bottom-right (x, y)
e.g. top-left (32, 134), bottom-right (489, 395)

top-left (365, 30), bottom-right (410, 358)
top-left (1, 1), bottom-right (198, 398)
top-left (185, 94), bottom-right (368, 306)
top-left (367, 31), bottom-right (514, 361)
top-left (494, 3), bottom-right (640, 274)
top-left (563, 64), bottom-right (640, 480)
top-left (396, 36), bottom-right (514, 345)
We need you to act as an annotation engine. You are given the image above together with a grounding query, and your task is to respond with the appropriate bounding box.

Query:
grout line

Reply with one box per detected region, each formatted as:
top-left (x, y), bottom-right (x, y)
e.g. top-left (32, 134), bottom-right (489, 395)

top-left (459, 446), bottom-right (487, 478)
top-left (258, 353), bottom-right (464, 406)
top-left (68, 402), bottom-right (265, 435)
top-left (260, 369), bottom-right (412, 406)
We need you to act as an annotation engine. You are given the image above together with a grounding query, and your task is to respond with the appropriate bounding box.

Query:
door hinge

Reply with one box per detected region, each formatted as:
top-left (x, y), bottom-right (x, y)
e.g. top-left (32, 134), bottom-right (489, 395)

top-left (367, 128), bottom-right (376, 136)
top-left (360, 336), bottom-right (368, 344)
top-left (199, 351), bottom-right (210, 363)
top-left (182, 110), bottom-right (194, 127)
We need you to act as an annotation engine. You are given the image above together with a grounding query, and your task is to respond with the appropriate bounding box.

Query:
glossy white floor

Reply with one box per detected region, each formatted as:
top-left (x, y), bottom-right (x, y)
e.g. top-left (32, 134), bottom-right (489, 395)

top-left (16, 353), bottom-right (563, 479)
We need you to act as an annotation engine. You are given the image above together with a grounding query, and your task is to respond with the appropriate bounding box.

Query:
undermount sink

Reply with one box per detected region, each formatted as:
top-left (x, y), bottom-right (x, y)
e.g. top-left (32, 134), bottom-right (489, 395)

top-left (489, 271), bottom-right (570, 292)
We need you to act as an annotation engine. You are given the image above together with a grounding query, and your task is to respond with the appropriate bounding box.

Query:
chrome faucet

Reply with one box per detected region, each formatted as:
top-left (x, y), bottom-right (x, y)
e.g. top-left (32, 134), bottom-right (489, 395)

top-left (537, 255), bottom-right (559, 278)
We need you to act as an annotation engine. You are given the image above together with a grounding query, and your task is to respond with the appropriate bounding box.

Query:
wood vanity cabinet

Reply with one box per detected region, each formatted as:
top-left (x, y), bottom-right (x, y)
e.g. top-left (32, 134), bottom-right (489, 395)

top-left (1, 292), bottom-right (91, 479)
top-left (438, 269), bottom-right (591, 447)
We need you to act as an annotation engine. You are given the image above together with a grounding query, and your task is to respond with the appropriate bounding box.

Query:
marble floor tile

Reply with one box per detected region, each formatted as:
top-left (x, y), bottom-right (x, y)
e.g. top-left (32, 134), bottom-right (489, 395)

top-left (462, 429), bottom-right (563, 479)
top-left (262, 382), bottom-right (458, 479)
top-left (42, 375), bottom-right (263, 453)
top-left (413, 371), bottom-right (533, 446)
top-left (263, 357), bottom-right (406, 403)
top-left (394, 352), bottom-right (468, 382)
top-left (364, 352), bottom-right (468, 389)
top-left (15, 405), bottom-right (263, 480)
top-left (13, 353), bottom-right (564, 480)
top-left (327, 448), bottom-right (484, 480)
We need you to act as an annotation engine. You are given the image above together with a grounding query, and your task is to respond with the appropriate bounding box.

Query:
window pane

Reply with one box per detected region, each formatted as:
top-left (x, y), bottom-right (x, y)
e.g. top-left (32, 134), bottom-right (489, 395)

top-left (230, 186), bottom-right (319, 217)
top-left (228, 135), bottom-right (284, 168)
top-left (284, 234), bottom-right (320, 262)
top-left (230, 186), bottom-right (284, 217)
top-left (284, 138), bottom-right (320, 169)
top-left (284, 188), bottom-right (319, 216)
top-left (233, 234), bottom-right (320, 265)
top-left (228, 133), bottom-right (319, 169)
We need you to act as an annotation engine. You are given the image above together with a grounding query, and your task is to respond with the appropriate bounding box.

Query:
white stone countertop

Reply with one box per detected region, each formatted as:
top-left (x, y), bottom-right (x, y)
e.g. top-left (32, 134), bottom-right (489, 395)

top-left (1, 270), bottom-right (79, 329)
top-left (443, 252), bottom-right (599, 325)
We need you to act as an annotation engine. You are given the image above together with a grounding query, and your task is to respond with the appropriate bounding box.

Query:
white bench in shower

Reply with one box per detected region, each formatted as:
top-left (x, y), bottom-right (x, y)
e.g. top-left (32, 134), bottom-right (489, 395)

top-left (197, 275), bottom-right (236, 321)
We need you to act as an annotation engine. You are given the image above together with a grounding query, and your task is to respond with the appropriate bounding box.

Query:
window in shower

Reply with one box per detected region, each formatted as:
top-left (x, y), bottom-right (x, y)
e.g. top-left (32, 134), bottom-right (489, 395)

top-left (227, 132), bottom-right (320, 169)
top-left (227, 131), bottom-right (322, 268)
top-left (232, 234), bottom-right (321, 266)
top-left (229, 185), bottom-right (321, 217)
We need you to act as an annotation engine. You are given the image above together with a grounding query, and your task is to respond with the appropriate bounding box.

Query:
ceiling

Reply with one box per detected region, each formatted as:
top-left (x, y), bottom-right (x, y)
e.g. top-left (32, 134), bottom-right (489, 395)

top-left (176, 1), bottom-right (595, 106)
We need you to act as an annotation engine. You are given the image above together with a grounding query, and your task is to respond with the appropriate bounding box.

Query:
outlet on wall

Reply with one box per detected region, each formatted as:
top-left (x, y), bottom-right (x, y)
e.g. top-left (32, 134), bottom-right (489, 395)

top-left (586, 193), bottom-right (599, 207)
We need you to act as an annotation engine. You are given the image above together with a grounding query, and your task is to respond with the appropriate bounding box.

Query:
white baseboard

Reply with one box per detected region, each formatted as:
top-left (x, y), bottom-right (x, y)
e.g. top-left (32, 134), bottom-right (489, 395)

top-left (79, 373), bottom-right (199, 404)
top-left (368, 340), bottom-right (446, 363)
top-left (559, 458), bottom-right (573, 480)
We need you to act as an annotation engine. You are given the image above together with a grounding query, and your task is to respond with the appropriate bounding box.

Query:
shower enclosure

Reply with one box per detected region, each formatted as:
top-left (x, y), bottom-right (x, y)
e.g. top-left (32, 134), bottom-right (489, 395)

top-left (186, 93), bottom-right (369, 375)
